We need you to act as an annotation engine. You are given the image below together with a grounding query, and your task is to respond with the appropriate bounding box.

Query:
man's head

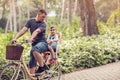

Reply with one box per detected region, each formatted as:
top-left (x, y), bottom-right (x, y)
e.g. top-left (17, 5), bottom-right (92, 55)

top-left (36, 9), bottom-right (47, 22)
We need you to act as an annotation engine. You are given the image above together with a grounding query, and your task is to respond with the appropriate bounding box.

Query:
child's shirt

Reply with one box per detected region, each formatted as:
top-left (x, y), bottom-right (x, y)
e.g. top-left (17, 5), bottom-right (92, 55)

top-left (47, 34), bottom-right (58, 45)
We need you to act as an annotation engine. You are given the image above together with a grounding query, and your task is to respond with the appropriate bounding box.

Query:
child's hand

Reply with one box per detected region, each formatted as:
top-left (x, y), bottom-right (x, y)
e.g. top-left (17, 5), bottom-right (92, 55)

top-left (48, 40), bottom-right (53, 45)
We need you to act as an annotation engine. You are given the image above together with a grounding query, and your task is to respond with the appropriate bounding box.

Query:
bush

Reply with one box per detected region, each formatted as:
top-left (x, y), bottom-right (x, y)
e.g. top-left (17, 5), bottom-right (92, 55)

top-left (59, 33), bottom-right (120, 72)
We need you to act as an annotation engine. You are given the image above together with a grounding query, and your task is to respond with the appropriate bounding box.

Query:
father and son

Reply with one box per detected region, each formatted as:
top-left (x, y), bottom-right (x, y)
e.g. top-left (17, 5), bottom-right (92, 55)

top-left (12, 9), bottom-right (60, 74)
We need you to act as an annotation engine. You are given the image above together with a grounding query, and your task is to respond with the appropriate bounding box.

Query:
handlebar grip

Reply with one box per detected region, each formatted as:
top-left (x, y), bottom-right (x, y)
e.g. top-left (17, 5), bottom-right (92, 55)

top-left (25, 40), bottom-right (28, 43)
top-left (11, 40), bottom-right (17, 44)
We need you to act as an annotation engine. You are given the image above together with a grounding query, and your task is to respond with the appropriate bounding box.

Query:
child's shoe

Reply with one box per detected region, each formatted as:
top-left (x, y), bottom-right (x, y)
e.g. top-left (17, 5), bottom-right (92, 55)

top-left (49, 58), bottom-right (57, 64)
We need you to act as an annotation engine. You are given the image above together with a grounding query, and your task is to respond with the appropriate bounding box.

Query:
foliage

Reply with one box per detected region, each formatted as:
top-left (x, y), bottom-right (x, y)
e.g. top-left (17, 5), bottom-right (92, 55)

top-left (47, 16), bottom-right (81, 40)
top-left (97, 21), bottom-right (109, 34)
top-left (0, 16), bottom-right (120, 73)
top-left (106, 9), bottom-right (120, 27)
top-left (95, 0), bottom-right (118, 22)
top-left (0, 32), bottom-right (30, 68)
top-left (0, 32), bottom-right (14, 68)
top-left (59, 32), bottom-right (120, 72)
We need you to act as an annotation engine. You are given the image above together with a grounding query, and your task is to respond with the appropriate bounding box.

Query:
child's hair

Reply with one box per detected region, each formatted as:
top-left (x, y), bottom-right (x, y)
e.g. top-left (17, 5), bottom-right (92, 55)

top-left (50, 26), bottom-right (55, 30)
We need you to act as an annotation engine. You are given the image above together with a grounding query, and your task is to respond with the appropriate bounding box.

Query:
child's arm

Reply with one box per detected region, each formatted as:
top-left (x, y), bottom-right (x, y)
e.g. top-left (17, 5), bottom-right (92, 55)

top-left (51, 34), bottom-right (58, 42)
top-left (47, 35), bottom-right (50, 42)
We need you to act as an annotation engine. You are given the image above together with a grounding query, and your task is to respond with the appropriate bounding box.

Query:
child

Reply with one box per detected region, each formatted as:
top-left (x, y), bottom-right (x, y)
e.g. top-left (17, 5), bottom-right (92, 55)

top-left (47, 26), bottom-right (58, 63)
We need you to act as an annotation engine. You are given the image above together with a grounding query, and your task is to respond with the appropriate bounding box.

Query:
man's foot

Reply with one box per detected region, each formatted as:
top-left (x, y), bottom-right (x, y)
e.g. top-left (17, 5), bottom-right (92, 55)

top-left (35, 65), bottom-right (46, 74)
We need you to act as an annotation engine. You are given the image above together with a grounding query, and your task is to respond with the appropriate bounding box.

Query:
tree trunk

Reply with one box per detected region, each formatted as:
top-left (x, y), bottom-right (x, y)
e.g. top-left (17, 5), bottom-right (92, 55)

top-left (68, 0), bottom-right (72, 24)
top-left (118, 0), bottom-right (120, 10)
top-left (43, 0), bottom-right (47, 21)
top-left (60, 0), bottom-right (65, 22)
top-left (74, 0), bottom-right (80, 16)
top-left (43, 0), bottom-right (47, 10)
top-left (79, 0), bottom-right (99, 36)
top-left (118, 0), bottom-right (120, 24)
top-left (26, 0), bottom-right (30, 20)
top-left (10, 0), bottom-right (13, 31)
top-left (5, 14), bottom-right (10, 33)
top-left (4, 0), bottom-right (12, 33)
top-left (18, 5), bottom-right (21, 31)
top-left (12, 0), bottom-right (17, 33)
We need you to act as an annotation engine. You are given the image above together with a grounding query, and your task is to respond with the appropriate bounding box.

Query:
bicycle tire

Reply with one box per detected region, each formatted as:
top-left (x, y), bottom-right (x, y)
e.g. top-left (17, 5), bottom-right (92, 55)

top-left (0, 63), bottom-right (27, 80)
top-left (50, 63), bottom-right (62, 80)
top-left (40, 63), bottom-right (62, 80)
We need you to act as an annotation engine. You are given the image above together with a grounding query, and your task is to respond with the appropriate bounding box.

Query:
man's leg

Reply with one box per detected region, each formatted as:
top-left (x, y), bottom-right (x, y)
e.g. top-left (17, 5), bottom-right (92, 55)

top-left (32, 51), bottom-right (44, 67)
top-left (30, 67), bottom-right (36, 74)
top-left (31, 42), bottom-right (49, 73)
top-left (29, 50), bottom-right (37, 74)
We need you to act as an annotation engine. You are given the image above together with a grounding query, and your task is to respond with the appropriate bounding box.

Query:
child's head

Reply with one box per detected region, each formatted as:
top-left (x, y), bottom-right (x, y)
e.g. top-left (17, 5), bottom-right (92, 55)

top-left (50, 26), bottom-right (56, 35)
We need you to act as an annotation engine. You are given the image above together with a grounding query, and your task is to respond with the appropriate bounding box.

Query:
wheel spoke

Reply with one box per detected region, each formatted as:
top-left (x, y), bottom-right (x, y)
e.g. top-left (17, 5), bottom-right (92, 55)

top-left (0, 63), bottom-right (26, 80)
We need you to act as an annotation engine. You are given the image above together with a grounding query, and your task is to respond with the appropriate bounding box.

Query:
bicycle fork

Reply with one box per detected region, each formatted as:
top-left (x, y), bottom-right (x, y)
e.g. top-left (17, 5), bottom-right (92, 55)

top-left (10, 65), bottom-right (18, 80)
top-left (13, 63), bottom-right (22, 80)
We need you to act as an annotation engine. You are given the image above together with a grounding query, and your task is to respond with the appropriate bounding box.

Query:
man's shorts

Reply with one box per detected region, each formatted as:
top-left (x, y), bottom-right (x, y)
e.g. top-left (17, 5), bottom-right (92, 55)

top-left (29, 42), bottom-right (57, 68)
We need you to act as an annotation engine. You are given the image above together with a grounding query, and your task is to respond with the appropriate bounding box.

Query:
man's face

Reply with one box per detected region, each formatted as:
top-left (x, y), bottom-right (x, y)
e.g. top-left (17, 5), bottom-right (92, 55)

top-left (37, 12), bottom-right (46, 22)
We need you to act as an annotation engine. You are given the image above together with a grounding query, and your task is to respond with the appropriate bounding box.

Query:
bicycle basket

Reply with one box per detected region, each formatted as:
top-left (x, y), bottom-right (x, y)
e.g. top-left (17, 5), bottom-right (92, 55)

top-left (6, 45), bottom-right (24, 60)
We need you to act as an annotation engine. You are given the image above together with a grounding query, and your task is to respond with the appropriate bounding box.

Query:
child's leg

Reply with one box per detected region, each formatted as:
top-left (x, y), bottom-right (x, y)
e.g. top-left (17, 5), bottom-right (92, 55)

top-left (48, 45), bottom-right (55, 58)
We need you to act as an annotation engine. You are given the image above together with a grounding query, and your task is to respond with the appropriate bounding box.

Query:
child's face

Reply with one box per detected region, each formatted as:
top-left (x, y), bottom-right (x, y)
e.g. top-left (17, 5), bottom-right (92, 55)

top-left (50, 28), bottom-right (56, 35)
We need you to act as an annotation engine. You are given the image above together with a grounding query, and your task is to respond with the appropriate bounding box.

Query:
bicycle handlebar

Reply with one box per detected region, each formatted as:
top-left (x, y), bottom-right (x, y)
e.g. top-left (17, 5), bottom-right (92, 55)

top-left (11, 40), bottom-right (29, 46)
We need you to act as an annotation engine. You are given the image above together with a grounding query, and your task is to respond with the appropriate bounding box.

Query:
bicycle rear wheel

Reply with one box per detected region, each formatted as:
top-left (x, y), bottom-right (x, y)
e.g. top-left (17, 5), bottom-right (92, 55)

top-left (0, 63), bottom-right (27, 80)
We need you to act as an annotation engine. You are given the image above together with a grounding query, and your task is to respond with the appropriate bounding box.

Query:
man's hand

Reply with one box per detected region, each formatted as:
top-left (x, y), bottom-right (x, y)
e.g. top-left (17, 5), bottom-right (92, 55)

top-left (27, 38), bottom-right (34, 43)
top-left (11, 39), bottom-right (17, 44)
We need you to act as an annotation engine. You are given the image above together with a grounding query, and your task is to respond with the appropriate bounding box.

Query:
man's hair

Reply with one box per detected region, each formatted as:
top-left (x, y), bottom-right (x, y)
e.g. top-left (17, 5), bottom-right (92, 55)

top-left (38, 9), bottom-right (47, 15)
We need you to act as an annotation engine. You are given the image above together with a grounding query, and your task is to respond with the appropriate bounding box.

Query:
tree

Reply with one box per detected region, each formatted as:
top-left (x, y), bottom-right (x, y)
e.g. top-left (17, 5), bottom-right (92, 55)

top-left (60, 0), bottom-right (66, 22)
top-left (43, 0), bottom-right (47, 21)
top-left (79, 0), bottom-right (99, 36)
top-left (68, 0), bottom-right (72, 24)
top-left (0, 0), bottom-right (9, 29)
top-left (74, 0), bottom-right (80, 16)
top-left (118, 0), bottom-right (120, 10)
top-left (95, 0), bottom-right (118, 22)
top-left (5, 0), bottom-right (17, 33)
top-left (12, 0), bottom-right (17, 33)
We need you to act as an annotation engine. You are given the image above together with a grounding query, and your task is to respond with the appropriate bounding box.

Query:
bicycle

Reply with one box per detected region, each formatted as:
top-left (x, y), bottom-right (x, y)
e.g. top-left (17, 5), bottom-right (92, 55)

top-left (0, 41), bottom-right (62, 80)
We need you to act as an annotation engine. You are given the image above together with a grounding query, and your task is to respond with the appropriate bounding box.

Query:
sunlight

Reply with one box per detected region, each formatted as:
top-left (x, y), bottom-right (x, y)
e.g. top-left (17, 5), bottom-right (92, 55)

top-left (17, 0), bottom-right (23, 7)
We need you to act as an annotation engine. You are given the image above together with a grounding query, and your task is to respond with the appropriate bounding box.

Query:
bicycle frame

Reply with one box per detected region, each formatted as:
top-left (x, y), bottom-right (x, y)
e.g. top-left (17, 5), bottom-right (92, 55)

top-left (1, 34), bottom-right (62, 80)
top-left (11, 51), bottom-right (52, 80)
top-left (9, 57), bottom-right (32, 79)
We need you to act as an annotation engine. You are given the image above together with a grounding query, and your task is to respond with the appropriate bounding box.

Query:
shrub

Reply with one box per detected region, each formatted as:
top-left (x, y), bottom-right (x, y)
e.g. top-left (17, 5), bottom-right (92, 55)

top-left (59, 33), bottom-right (120, 72)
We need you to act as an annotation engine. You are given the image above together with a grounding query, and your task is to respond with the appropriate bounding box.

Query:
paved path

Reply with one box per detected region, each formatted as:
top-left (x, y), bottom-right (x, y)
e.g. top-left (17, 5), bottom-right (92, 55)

top-left (61, 61), bottom-right (120, 80)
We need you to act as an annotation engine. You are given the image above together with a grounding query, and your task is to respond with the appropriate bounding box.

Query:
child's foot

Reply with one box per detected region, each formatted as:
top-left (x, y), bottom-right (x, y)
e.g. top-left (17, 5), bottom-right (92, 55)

top-left (49, 58), bottom-right (57, 64)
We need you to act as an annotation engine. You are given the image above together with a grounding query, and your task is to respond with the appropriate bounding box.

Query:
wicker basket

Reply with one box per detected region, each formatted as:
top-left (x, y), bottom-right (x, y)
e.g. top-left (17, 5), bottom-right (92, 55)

top-left (6, 45), bottom-right (24, 60)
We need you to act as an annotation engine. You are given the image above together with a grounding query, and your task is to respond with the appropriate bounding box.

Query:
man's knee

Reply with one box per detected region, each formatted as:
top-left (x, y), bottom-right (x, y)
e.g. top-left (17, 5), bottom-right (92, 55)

top-left (32, 42), bottom-right (48, 53)
top-left (32, 50), bottom-right (38, 55)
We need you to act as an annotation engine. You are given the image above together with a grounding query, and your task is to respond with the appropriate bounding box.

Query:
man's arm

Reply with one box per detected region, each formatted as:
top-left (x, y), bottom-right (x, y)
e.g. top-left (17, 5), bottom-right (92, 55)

top-left (14, 27), bottom-right (28, 40)
top-left (28, 28), bottom-right (42, 42)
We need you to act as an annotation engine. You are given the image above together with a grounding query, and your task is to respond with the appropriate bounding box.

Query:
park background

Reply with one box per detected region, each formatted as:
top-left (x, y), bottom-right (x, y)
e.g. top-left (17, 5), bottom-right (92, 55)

top-left (0, 0), bottom-right (120, 73)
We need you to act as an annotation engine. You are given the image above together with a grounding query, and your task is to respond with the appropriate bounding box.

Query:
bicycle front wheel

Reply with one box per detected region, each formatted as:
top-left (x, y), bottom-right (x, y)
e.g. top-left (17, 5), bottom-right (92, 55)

top-left (47, 62), bottom-right (62, 80)
top-left (0, 63), bottom-right (27, 80)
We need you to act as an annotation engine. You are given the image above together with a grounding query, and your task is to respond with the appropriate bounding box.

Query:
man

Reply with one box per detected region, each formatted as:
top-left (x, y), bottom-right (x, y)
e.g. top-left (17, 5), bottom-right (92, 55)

top-left (12, 9), bottom-right (48, 74)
